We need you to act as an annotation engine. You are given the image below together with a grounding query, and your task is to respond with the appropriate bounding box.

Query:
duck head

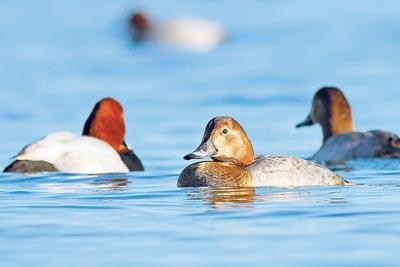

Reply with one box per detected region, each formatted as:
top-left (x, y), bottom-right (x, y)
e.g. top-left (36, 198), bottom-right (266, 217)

top-left (129, 12), bottom-right (151, 41)
top-left (296, 87), bottom-right (354, 143)
top-left (83, 97), bottom-right (127, 153)
top-left (184, 116), bottom-right (255, 166)
top-left (82, 97), bottom-right (144, 171)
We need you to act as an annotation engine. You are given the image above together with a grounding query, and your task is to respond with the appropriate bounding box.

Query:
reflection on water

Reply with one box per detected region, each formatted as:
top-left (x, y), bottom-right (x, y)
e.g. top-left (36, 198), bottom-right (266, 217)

top-left (36, 176), bottom-right (130, 193)
top-left (320, 158), bottom-right (400, 175)
top-left (92, 177), bottom-right (130, 191)
top-left (187, 187), bottom-right (320, 209)
top-left (188, 187), bottom-right (256, 208)
top-left (324, 161), bottom-right (354, 172)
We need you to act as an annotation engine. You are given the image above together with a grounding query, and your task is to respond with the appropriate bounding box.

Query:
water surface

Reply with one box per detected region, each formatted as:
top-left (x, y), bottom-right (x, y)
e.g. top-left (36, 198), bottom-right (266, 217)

top-left (1, 0), bottom-right (400, 266)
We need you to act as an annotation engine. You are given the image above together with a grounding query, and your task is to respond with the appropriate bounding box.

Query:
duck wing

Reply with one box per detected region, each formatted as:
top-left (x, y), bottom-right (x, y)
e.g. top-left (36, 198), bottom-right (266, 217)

top-left (248, 156), bottom-right (348, 187)
top-left (313, 131), bottom-right (400, 162)
top-left (15, 132), bottom-right (128, 174)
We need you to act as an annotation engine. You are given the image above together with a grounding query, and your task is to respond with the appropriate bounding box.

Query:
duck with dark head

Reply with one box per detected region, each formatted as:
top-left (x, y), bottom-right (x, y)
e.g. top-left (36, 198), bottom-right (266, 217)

top-left (82, 97), bottom-right (144, 171)
top-left (4, 97), bottom-right (144, 173)
top-left (129, 12), bottom-right (152, 41)
top-left (296, 87), bottom-right (400, 162)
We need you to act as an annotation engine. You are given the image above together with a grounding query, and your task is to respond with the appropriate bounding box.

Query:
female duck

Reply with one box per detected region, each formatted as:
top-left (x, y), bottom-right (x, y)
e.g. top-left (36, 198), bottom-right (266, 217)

top-left (178, 116), bottom-right (349, 187)
top-left (296, 87), bottom-right (400, 162)
top-left (129, 12), bottom-right (226, 52)
top-left (4, 97), bottom-right (144, 174)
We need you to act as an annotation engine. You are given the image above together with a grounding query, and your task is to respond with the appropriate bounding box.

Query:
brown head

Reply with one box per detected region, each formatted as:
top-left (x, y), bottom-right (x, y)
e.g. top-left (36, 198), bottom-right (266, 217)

top-left (129, 12), bottom-right (151, 40)
top-left (296, 87), bottom-right (354, 143)
top-left (83, 97), bottom-right (128, 153)
top-left (184, 116), bottom-right (255, 166)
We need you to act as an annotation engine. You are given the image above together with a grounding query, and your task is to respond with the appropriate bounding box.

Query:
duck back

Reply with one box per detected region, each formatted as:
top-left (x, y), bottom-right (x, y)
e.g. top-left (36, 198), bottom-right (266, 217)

top-left (154, 18), bottom-right (226, 52)
top-left (313, 130), bottom-right (400, 162)
top-left (247, 156), bottom-right (349, 187)
top-left (9, 132), bottom-right (129, 174)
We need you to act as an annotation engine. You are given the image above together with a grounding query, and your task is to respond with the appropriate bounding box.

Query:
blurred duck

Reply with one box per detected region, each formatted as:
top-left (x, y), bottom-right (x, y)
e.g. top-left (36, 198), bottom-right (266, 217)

top-left (129, 11), bottom-right (226, 52)
top-left (178, 116), bottom-right (350, 187)
top-left (296, 87), bottom-right (400, 162)
top-left (4, 98), bottom-right (144, 174)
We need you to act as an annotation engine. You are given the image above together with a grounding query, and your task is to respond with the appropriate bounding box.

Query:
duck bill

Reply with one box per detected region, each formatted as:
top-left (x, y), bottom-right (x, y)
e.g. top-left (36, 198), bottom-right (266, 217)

top-left (296, 114), bottom-right (314, 128)
top-left (183, 139), bottom-right (216, 160)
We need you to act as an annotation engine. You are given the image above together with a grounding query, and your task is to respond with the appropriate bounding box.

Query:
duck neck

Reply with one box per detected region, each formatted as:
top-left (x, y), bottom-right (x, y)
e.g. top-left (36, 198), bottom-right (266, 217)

top-left (313, 88), bottom-right (354, 144)
top-left (201, 162), bottom-right (253, 187)
top-left (234, 129), bottom-right (256, 166)
top-left (321, 117), bottom-right (354, 143)
top-left (82, 104), bottom-right (127, 153)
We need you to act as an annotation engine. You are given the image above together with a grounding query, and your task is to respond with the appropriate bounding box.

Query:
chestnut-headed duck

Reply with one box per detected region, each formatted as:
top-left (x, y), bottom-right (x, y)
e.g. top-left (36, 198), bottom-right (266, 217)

top-left (129, 12), bottom-right (226, 52)
top-left (296, 87), bottom-right (400, 162)
top-left (4, 97), bottom-right (144, 174)
top-left (178, 116), bottom-right (350, 187)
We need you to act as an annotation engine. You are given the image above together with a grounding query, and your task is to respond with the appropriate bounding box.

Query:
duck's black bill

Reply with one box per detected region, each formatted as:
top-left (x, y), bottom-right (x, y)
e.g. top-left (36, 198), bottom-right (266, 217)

top-left (183, 153), bottom-right (203, 160)
top-left (296, 115), bottom-right (314, 128)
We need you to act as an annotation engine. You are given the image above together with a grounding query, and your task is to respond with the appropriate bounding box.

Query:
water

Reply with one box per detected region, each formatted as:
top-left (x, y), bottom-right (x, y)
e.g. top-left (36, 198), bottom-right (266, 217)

top-left (1, 0), bottom-right (400, 266)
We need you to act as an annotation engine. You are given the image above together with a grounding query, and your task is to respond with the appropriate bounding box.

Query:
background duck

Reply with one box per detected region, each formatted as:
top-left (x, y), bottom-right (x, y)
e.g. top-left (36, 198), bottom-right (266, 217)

top-left (178, 116), bottom-right (350, 187)
top-left (296, 87), bottom-right (400, 162)
top-left (4, 98), bottom-right (144, 174)
top-left (129, 11), bottom-right (226, 52)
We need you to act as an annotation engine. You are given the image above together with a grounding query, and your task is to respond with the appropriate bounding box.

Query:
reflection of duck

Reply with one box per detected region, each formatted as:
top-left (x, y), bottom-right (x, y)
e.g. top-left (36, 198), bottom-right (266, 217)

top-left (296, 87), bottom-right (400, 162)
top-left (38, 176), bottom-right (130, 193)
top-left (187, 187), bottom-right (334, 209)
top-left (92, 177), bottom-right (129, 191)
top-left (129, 12), bottom-right (226, 52)
top-left (178, 116), bottom-right (350, 187)
top-left (4, 98), bottom-right (144, 174)
top-left (187, 187), bottom-right (255, 209)
top-left (209, 187), bottom-right (255, 204)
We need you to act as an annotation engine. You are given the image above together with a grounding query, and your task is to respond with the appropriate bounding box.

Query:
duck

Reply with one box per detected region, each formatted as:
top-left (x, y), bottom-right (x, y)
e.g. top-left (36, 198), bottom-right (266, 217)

top-left (296, 87), bottom-right (400, 162)
top-left (128, 11), bottom-right (226, 52)
top-left (178, 116), bottom-right (350, 187)
top-left (3, 97), bottom-right (144, 174)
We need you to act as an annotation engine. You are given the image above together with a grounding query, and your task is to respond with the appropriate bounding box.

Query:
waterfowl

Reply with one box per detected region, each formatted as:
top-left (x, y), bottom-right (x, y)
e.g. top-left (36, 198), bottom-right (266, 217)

top-left (296, 87), bottom-right (400, 162)
top-left (4, 97), bottom-right (144, 174)
top-left (129, 11), bottom-right (226, 52)
top-left (178, 116), bottom-right (349, 187)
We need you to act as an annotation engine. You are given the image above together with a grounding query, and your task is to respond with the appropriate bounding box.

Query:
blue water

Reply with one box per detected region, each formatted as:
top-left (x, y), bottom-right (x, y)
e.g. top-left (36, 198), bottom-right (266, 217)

top-left (1, 0), bottom-right (400, 266)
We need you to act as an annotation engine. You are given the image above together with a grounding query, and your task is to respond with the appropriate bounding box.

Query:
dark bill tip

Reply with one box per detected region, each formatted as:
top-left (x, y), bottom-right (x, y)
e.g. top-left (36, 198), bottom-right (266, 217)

top-left (183, 154), bottom-right (192, 160)
top-left (295, 115), bottom-right (314, 128)
top-left (183, 154), bottom-right (197, 160)
top-left (183, 151), bottom-right (207, 160)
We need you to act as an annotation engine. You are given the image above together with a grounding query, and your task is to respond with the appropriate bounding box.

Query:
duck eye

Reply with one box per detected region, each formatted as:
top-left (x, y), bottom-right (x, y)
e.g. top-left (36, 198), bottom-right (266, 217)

top-left (222, 129), bottom-right (229, 135)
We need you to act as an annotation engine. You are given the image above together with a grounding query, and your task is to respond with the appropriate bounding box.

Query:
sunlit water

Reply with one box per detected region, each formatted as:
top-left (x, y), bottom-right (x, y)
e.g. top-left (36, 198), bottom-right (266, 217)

top-left (1, 0), bottom-right (400, 266)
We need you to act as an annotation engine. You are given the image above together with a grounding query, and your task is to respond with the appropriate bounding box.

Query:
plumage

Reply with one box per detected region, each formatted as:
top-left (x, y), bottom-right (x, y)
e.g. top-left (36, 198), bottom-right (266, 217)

top-left (129, 12), bottom-right (226, 52)
top-left (4, 97), bottom-right (143, 173)
top-left (13, 132), bottom-right (129, 174)
top-left (248, 156), bottom-right (349, 186)
top-left (297, 87), bottom-right (400, 162)
top-left (154, 18), bottom-right (226, 52)
top-left (313, 130), bottom-right (400, 162)
top-left (178, 116), bottom-right (349, 187)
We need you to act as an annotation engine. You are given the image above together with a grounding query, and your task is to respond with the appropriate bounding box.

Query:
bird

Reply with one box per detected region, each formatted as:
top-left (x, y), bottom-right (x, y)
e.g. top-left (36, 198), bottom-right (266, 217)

top-left (4, 97), bottom-right (144, 174)
top-left (178, 116), bottom-right (350, 187)
top-left (128, 11), bottom-right (226, 52)
top-left (296, 87), bottom-right (400, 162)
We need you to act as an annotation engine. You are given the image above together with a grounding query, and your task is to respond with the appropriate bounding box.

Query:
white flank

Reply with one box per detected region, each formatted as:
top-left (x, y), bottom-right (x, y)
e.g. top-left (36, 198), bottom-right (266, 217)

top-left (248, 156), bottom-right (346, 187)
top-left (153, 18), bottom-right (226, 52)
top-left (15, 132), bottom-right (129, 174)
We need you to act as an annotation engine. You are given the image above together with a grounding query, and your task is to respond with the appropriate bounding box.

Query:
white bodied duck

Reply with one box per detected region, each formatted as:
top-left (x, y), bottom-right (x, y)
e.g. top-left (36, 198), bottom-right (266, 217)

top-left (129, 11), bottom-right (226, 52)
top-left (296, 87), bottom-right (400, 162)
top-left (4, 97), bottom-right (144, 174)
top-left (178, 116), bottom-right (350, 187)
